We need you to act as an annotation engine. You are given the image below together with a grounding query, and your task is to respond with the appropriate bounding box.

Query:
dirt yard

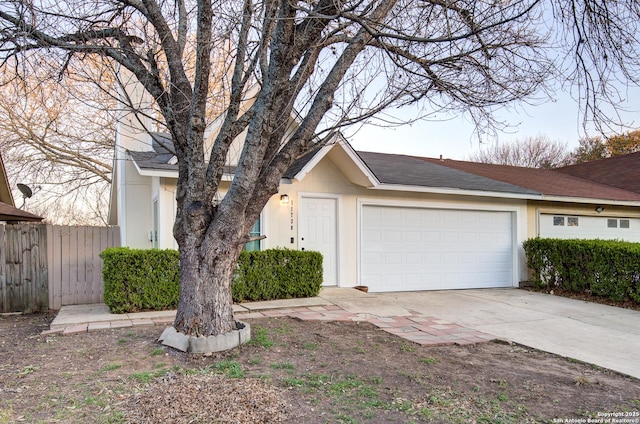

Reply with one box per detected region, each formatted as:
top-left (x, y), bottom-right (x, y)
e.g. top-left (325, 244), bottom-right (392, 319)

top-left (1, 313), bottom-right (639, 423)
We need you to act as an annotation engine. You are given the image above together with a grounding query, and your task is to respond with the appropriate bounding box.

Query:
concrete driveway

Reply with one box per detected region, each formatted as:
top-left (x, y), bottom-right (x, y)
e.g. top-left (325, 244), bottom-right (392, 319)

top-left (319, 288), bottom-right (640, 380)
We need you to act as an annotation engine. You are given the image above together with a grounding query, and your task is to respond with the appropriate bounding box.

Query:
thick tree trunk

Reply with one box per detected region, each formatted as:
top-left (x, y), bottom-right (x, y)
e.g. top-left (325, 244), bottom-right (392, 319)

top-left (172, 212), bottom-right (244, 337)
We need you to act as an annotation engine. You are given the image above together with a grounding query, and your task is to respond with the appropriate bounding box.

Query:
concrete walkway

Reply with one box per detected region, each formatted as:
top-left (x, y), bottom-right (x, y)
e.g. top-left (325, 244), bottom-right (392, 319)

top-left (48, 287), bottom-right (640, 380)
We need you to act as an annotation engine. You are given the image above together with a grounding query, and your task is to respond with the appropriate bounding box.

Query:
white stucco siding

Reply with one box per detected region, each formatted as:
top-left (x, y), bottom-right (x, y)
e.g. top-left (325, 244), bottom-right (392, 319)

top-left (118, 154), bottom-right (153, 248)
top-left (155, 178), bottom-right (178, 249)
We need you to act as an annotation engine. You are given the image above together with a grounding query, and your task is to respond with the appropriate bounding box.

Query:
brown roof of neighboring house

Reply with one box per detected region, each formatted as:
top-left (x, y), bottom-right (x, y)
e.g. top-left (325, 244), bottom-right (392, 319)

top-left (0, 202), bottom-right (43, 222)
top-left (0, 153), bottom-right (14, 205)
top-left (556, 152), bottom-right (640, 194)
top-left (417, 157), bottom-right (640, 202)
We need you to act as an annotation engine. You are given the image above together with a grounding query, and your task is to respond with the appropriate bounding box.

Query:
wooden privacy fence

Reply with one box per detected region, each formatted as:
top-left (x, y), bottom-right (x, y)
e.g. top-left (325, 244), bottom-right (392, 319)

top-left (0, 224), bottom-right (48, 313)
top-left (0, 224), bottom-right (120, 313)
top-left (47, 225), bottom-right (120, 310)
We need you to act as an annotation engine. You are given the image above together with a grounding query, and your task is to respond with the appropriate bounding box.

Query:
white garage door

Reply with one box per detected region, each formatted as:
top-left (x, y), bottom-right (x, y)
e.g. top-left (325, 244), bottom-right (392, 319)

top-left (539, 214), bottom-right (640, 242)
top-left (361, 205), bottom-right (514, 292)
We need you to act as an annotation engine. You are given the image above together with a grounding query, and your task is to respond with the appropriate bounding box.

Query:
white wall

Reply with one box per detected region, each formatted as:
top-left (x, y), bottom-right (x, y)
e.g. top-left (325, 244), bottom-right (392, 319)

top-left (115, 67), bottom-right (154, 152)
top-left (156, 178), bottom-right (178, 249)
top-left (116, 155), bottom-right (152, 248)
top-left (113, 67), bottom-right (157, 246)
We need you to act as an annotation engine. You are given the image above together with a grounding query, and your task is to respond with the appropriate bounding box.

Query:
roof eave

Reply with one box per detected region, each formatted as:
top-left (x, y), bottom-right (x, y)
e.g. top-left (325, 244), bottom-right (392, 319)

top-left (133, 159), bottom-right (178, 178)
top-left (538, 194), bottom-right (640, 207)
top-left (133, 162), bottom-right (234, 181)
top-left (369, 184), bottom-right (539, 200)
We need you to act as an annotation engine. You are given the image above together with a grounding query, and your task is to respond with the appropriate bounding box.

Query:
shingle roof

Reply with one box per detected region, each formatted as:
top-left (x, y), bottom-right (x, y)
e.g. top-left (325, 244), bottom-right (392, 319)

top-left (127, 133), bottom-right (640, 202)
top-left (418, 157), bottom-right (640, 201)
top-left (282, 148), bottom-right (323, 179)
top-left (130, 133), bottom-right (236, 174)
top-left (556, 152), bottom-right (640, 194)
top-left (129, 133), bottom-right (178, 172)
top-left (358, 151), bottom-right (539, 195)
top-left (0, 202), bottom-right (43, 222)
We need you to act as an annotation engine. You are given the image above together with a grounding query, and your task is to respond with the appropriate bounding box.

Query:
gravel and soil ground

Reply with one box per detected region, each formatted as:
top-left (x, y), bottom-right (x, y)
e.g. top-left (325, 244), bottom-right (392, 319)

top-left (1, 312), bottom-right (639, 423)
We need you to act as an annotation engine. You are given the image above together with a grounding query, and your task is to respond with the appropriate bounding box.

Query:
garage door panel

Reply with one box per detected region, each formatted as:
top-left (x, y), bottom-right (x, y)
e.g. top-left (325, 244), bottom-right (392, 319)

top-left (460, 252), bottom-right (477, 264)
top-left (404, 231), bottom-right (421, 243)
top-left (362, 253), bottom-right (382, 264)
top-left (361, 205), bottom-right (514, 292)
top-left (385, 253), bottom-right (402, 264)
top-left (423, 231), bottom-right (442, 242)
top-left (460, 232), bottom-right (476, 244)
top-left (442, 252), bottom-right (460, 264)
top-left (382, 230), bottom-right (401, 243)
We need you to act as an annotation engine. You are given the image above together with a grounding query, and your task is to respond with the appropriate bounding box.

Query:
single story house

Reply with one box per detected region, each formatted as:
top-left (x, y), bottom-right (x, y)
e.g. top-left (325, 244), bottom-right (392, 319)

top-left (108, 89), bottom-right (640, 292)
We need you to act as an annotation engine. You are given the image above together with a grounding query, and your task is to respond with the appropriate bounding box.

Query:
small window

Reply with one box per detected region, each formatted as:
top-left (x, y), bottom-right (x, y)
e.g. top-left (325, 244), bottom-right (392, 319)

top-left (620, 219), bottom-right (630, 229)
top-left (245, 216), bottom-right (261, 251)
top-left (152, 198), bottom-right (159, 248)
top-left (607, 219), bottom-right (618, 228)
top-left (567, 217), bottom-right (579, 227)
top-left (553, 216), bottom-right (565, 226)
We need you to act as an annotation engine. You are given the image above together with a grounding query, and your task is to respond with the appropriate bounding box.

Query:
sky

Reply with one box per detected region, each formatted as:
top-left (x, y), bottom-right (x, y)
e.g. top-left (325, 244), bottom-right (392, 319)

top-left (348, 86), bottom-right (640, 161)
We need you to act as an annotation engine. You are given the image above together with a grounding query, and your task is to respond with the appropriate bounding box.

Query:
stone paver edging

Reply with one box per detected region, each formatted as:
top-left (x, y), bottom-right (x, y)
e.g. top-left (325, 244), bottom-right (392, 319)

top-left (159, 321), bottom-right (251, 353)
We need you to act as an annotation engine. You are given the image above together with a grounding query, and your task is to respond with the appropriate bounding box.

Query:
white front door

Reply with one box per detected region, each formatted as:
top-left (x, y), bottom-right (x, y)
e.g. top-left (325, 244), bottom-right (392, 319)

top-left (300, 196), bottom-right (338, 285)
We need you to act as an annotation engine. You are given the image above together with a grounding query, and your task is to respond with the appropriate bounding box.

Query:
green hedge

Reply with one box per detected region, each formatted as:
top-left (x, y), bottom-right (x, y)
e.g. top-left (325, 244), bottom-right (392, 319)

top-left (232, 249), bottom-right (323, 302)
top-left (523, 238), bottom-right (640, 304)
top-left (101, 248), bottom-right (180, 313)
top-left (101, 247), bottom-right (323, 313)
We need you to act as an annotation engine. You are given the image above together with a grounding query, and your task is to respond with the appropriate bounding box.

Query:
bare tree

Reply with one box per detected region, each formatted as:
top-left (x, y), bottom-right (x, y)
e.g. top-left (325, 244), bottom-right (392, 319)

top-left (0, 0), bottom-right (639, 343)
top-left (0, 63), bottom-right (115, 224)
top-left (469, 136), bottom-right (572, 168)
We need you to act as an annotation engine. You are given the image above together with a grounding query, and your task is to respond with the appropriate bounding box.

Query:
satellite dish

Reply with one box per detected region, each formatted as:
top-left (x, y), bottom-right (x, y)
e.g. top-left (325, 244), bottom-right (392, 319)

top-left (17, 183), bottom-right (33, 199)
top-left (16, 183), bottom-right (40, 209)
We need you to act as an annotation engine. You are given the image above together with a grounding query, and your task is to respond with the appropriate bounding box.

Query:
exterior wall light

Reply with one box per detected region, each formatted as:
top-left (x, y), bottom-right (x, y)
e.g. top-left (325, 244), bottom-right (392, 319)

top-left (280, 194), bottom-right (289, 205)
top-left (595, 206), bottom-right (605, 213)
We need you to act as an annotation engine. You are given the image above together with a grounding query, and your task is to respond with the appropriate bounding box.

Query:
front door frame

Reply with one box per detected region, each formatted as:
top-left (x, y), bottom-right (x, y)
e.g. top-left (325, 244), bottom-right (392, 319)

top-left (298, 192), bottom-right (341, 286)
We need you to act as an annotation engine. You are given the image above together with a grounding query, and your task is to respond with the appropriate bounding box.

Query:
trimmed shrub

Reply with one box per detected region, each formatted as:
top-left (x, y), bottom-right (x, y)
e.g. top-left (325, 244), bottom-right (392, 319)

top-left (101, 247), bottom-right (180, 313)
top-left (232, 249), bottom-right (323, 302)
top-left (101, 247), bottom-right (323, 313)
top-left (523, 238), bottom-right (640, 304)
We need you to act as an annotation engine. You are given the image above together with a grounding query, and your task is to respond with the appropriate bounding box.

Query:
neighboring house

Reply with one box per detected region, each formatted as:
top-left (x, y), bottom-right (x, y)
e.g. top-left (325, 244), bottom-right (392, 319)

top-left (107, 83), bottom-right (640, 293)
top-left (556, 152), bottom-right (640, 194)
top-left (418, 157), bottom-right (640, 243)
top-left (0, 153), bottom-right (43, 223)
